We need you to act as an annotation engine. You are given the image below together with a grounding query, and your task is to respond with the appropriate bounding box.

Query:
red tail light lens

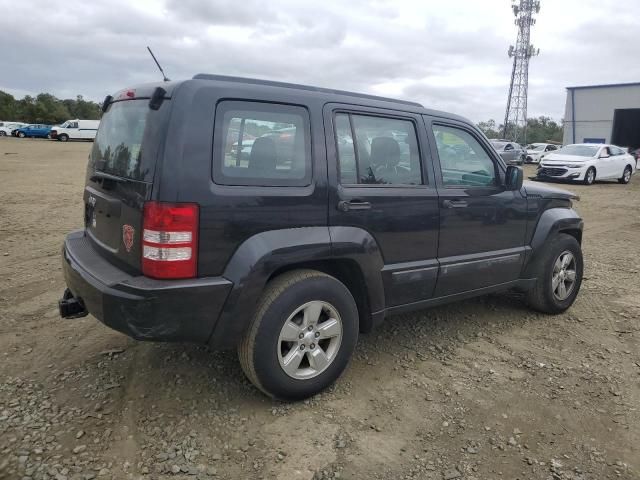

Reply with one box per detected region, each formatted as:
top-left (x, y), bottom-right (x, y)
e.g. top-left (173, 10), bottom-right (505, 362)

top-left (142, 201), bottom-right (199, 279)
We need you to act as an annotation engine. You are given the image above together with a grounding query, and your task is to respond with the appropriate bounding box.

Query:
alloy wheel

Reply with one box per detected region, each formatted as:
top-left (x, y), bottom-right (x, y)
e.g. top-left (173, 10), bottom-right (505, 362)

top-left (586, 169), bottom-right (595, 184)
top-left (277, 301), bottom-right (343, 380)
top-left (552, 250), bottom-right (577, 301)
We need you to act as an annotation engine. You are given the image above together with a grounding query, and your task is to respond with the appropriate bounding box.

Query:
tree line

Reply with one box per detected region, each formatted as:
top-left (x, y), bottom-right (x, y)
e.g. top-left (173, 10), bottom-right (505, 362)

top-left (476, 116), bottom-right (564, 145)
top-left (1, 88), bottom-right (565, 145)
top-left (0, 90), bottom-right (102, 125)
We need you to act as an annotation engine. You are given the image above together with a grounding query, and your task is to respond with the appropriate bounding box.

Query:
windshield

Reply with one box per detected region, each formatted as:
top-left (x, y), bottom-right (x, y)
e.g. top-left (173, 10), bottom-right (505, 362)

top-left (528, 144), bottom-right (545, 151)
top-left (90, 100), bottom-right (167, 182)
top-left (490, 141), bottom-right (507, 149)
top-left (556, 145), bottom-right (599, 157)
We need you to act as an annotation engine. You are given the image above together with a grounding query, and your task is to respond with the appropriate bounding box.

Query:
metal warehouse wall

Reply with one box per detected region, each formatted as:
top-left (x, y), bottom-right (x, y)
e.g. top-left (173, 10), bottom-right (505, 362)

top-left (563, 84), bottom-right (640, 145)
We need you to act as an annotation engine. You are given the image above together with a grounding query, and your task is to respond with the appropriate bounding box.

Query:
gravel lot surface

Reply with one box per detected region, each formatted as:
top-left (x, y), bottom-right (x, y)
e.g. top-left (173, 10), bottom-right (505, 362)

top-left (1, 138), bottom-right (638, 480)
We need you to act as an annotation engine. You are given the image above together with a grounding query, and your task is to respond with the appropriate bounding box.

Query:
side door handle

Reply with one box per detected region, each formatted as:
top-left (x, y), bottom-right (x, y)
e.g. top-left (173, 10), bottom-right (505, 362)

top-left (443, 199), bottom-right (468, 209)
top-left (337, 200), bottom-right (371, 212)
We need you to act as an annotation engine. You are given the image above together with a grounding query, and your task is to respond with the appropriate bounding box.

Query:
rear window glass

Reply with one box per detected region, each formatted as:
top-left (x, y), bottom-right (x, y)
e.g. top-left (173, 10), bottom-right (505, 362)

top-left (213, 101), bottom-right (311, 187)
top-left (90, 100), bottom-right (166, 182)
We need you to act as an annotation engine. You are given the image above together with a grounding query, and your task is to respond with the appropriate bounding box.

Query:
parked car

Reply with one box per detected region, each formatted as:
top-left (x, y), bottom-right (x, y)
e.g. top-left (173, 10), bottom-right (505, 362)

top-left (537, 143), bottom-right (635, 185)
top-left (0, 122), bottom-right (27, 136)
top-left (59, 75), bottom-right (584, 400)
top-left (50, 119), bottom-right (100, 142)
top-left (489, 140), bottom-right (525, 165)
top-left (525, 143), bottom-right (559, 163)
top-left (15, 124), bottom-right (52, 138)
top-left (629, 147), bottom-right (640, 166)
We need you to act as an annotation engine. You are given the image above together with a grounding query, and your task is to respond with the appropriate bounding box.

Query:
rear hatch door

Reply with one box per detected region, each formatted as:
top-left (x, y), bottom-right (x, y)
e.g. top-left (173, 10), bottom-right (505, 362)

top-left (84, 91), bottom-right (170, 273)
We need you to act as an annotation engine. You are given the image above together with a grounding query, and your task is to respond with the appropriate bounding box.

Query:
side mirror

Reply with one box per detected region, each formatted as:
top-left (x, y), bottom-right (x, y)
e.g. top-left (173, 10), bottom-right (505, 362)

top-left (505, 165), bottom-right (523, 191)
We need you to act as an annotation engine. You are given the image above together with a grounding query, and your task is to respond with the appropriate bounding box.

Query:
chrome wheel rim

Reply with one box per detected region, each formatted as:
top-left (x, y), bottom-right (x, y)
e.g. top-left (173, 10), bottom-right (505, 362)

top-left (624, 168), bottom-right (631, 182)
top-left (552, 250), bottom-right (577, 301)
top-left (587, 170), bottom-right (594, 183)
top-left (277, 301), bottom-right (343, 380)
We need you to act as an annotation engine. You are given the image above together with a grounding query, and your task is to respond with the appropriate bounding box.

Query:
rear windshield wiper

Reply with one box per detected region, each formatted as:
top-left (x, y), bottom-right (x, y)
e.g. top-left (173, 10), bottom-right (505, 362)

top-left (90, 170), bottom-right (132, 183)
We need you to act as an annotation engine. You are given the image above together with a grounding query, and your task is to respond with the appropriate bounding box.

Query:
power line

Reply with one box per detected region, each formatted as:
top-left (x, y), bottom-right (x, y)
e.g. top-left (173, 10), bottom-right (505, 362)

top-left (502, 0), bottom-right (540, 143)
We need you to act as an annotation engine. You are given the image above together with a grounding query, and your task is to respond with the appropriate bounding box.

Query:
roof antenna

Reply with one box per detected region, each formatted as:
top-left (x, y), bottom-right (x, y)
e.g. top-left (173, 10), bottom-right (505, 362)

top-left (147, 46), bottom-right (170, 82)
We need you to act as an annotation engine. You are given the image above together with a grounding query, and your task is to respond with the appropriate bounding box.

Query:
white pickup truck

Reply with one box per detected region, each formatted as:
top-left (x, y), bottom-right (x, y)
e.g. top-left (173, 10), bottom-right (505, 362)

top-left (51, 119), bottom-right (100, 142)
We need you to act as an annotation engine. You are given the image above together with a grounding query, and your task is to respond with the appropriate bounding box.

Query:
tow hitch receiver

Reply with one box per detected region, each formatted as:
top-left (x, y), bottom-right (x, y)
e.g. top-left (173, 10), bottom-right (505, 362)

top-left (58, 288), bottom-right (88, 319)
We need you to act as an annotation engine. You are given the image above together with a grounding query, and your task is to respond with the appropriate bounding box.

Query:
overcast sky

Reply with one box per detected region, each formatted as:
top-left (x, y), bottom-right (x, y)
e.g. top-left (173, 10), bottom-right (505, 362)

top-left (1, 0), bottom-right (638, 122)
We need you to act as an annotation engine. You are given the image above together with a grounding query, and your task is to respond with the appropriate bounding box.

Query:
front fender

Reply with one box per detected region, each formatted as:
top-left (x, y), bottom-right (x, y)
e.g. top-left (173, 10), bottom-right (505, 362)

top-left (522, 207), bottom-right (583, 278)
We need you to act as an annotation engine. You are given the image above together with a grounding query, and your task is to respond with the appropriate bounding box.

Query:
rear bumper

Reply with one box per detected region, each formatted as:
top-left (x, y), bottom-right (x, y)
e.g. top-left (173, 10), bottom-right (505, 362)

top-left (61, 230), bottom-right (233, 343)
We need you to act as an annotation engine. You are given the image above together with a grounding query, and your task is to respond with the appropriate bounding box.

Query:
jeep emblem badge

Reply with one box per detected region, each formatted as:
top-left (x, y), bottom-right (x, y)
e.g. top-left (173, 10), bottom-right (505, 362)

top-left (122, 225), bottom-right (135, 252)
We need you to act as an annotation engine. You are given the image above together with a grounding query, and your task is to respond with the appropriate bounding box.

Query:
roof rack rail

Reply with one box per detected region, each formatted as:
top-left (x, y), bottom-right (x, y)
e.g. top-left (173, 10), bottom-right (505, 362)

top-left (192, 73), bottom-right (423, 108)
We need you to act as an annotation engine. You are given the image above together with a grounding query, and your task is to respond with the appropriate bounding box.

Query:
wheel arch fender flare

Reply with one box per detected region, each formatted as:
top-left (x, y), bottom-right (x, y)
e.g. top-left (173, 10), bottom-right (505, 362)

top-left (522, 208), bottom-right (583, 278)
top-left (208, 226), bottom-right (386, 347)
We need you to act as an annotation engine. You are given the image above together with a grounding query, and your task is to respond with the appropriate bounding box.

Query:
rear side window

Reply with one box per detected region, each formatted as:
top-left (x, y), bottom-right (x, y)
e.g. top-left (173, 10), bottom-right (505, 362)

top-left (214, 101), bottom-right (311, 187)
top-left (610, 146), bottom-right (624, 156)
top-left (334, 113), bottom-right (423, 185)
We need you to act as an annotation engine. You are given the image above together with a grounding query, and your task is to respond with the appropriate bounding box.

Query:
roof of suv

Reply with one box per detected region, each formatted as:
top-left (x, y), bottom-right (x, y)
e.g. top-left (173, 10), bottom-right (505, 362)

top-left (187, 73), bottom-right (469, 123)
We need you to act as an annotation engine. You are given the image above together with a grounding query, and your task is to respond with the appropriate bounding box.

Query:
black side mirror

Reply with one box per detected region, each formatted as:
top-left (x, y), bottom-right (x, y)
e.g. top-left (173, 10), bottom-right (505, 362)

top-left (505, 165), bottom-right (523, 191)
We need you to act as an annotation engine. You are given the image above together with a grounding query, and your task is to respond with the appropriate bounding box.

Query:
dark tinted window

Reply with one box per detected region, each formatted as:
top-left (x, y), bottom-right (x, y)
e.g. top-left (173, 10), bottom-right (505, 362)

top-left (334, 113), bottom-right (423, 185)
top-left (433, 124), bottom-right (497, 187)
top-left (90, 100), bottom-right (164, 182)
top-left (214, 101), bottom-right (311, 187)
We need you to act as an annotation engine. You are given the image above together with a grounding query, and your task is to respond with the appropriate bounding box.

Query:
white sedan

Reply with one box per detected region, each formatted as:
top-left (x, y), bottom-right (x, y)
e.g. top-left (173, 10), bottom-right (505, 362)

top-left (525, 143), bottom-right (559, 163)
top-left (0, 122), bottom-right (27, 136)
top-left (536, 143), bottom-right (635, 185)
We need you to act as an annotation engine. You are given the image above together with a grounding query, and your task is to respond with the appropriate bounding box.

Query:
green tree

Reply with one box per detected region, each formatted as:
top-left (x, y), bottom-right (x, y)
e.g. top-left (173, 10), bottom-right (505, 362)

top-left (476, 116), bottom-right (564, 145)
top-left (0, 91), bottom-right (16, 120)
top-left (0, 90), bottom-right (102, 124)
top-left (477, 119), bottom-right (500, 139)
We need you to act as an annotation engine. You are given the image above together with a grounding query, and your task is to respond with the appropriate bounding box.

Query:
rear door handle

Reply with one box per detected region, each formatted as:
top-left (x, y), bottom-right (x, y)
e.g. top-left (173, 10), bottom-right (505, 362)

top-left (443, 199), bottom-right (468, 209)
top-left (337, 200), bottom-right (371, 212)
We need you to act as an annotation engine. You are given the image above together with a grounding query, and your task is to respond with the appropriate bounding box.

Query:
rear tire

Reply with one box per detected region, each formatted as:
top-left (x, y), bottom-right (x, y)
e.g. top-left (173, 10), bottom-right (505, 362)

top-left (618, 165), bottom-right (632, 184)
top-left (0, 131), bottom-right (6, 136)
top-left (526, 233), bottom-right (583, 314)
top-left (59, 134), bottom-right (69, 142)
top-left (238, 269), bottom-right (358, 400)
top-left (583, 167), bottom-right (596, 185)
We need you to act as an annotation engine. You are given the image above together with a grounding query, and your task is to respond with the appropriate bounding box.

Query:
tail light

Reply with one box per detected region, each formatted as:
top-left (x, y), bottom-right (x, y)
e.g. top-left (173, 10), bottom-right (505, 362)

top-left (142, 201), bottom-right (199, 279)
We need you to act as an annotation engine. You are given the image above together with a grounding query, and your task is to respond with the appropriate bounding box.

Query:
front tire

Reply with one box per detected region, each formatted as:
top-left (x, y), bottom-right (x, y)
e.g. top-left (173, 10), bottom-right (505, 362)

top-left (618, 165), bottom-right (632, 184)
top-left (583, 167), bottom-right (596, 185)
top-left (17, 132), bottom-right (25, 138)
top-left (59, 134), bottom-right (69, 142)
top-left (526, 233), bottom-right (583, 314)
top-left (239, 269), bottom-right (358, 400)
top-left (0, 131), bottom-right (6, 137)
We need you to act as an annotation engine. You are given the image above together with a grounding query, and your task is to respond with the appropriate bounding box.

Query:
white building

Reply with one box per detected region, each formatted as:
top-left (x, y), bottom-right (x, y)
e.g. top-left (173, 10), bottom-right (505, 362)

top-left (563, 82), bottom-right (640, 149)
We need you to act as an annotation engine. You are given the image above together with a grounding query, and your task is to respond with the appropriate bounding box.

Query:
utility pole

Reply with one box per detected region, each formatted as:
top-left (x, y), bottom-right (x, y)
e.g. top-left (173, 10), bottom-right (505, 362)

top-left (502, 0), bottom-right (540, 143)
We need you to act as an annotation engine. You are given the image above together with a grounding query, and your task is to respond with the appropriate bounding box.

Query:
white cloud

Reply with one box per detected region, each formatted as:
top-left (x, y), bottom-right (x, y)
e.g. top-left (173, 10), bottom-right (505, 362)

top-left (0, 0), bottom-right (638, 122)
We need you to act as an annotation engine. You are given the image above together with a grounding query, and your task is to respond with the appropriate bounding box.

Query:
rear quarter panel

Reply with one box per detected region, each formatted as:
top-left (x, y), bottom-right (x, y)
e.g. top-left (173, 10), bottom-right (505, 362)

top-left (157, 80), bottom-right (330, 277)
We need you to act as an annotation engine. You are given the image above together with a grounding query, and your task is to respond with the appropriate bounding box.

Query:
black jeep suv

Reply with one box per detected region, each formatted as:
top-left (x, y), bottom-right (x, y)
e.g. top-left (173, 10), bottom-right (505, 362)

top-left (59, 74), bottom-right (584, 400)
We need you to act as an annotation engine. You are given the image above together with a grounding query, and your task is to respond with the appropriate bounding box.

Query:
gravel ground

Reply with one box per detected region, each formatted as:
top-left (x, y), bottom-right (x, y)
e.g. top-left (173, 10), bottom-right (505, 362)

top-left (0, 138), bottom-right (638, 480)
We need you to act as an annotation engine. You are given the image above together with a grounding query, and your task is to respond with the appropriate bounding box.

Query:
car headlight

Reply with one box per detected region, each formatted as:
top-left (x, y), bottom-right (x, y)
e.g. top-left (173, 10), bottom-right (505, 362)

top-left (566, 164), bottom-right (583, 169)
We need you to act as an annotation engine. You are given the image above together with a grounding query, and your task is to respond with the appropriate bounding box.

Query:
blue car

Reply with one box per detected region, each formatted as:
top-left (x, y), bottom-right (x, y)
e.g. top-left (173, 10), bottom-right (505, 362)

top-left (15, 124), bottom-right (52, 138)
